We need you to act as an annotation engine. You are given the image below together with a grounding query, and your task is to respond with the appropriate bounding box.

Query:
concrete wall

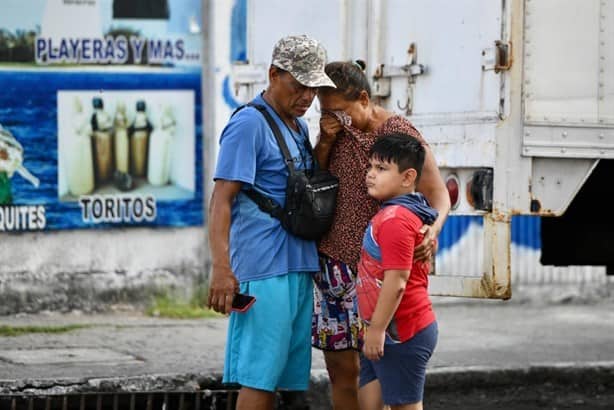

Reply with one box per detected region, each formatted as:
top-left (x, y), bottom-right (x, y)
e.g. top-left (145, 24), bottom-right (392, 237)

top-left (0, 228), bottom-right (205, 314)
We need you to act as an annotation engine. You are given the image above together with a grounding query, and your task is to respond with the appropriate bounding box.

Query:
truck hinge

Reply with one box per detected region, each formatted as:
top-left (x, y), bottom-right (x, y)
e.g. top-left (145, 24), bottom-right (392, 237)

top-left (482, 40), bottom-right (513, 73)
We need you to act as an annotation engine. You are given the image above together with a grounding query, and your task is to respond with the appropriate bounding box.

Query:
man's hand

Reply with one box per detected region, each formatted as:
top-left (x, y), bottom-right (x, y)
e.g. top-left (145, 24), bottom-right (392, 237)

top-left (414, 225), bottom-right (438, 262)
top-left (207, 265), bottom-right (239, 314)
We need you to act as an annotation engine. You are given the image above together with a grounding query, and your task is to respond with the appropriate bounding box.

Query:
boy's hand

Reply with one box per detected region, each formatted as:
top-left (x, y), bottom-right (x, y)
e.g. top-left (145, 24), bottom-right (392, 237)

top-left (414, 225), bottom-right (438, 262)
top-left (363, 327), bottom-right (386, 361)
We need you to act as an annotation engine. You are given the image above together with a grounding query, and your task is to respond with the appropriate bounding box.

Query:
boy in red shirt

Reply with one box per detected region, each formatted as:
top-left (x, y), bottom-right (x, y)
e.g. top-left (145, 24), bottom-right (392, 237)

top-left (356, 133), bottom-right (439, 410)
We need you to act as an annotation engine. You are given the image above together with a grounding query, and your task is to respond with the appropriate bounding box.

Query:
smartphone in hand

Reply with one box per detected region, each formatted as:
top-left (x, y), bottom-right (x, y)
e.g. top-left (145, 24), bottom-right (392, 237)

top-left (231, 293), bottom-right (256, 312)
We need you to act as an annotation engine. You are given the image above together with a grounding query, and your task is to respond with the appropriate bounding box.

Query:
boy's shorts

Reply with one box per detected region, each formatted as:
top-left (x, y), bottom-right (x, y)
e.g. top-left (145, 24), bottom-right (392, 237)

top-left (223, 271), bottom-right (314, 392)
top-left (359, 321), bottom-right (438, 405)
top-left (312, 254), bottom-right (365, 351)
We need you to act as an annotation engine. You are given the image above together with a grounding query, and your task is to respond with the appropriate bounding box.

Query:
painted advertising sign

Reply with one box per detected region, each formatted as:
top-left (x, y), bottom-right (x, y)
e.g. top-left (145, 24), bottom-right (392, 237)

top-left (0, 0), bottom-right (203, 231)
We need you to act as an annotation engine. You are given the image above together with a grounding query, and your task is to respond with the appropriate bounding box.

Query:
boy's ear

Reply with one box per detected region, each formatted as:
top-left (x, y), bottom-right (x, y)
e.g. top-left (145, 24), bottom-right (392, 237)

top-left (402, 168), bottom-right (418, 187)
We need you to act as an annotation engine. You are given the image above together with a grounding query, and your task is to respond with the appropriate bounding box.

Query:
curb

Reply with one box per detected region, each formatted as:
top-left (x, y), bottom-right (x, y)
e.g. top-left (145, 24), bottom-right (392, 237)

top-left (1, 361), bottom-right (613, 398)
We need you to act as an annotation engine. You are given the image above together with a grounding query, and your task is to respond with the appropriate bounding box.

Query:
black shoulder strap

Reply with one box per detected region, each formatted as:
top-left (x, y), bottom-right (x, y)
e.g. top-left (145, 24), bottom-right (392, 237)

top-left (246, 103), bottom-right (296, 175)
top-left (229, 103), bottom-right (294, 218)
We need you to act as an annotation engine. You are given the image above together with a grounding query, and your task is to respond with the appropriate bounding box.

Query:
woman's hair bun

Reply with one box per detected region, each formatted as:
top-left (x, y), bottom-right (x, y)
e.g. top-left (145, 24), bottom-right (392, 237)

top-left (353, 60), bottom-right (367, 71)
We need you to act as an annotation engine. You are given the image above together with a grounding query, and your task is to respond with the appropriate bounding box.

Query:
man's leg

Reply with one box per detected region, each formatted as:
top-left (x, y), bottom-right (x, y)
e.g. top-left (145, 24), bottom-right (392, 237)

top-left (324, 349), bottom-right (360, 409)
top-left (236, 387), bottom-right (276, 410)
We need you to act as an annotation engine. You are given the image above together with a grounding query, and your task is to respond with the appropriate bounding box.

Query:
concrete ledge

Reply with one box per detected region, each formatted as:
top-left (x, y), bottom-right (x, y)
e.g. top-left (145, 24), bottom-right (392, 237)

top-left (2, 361), bottom-right (613, 399)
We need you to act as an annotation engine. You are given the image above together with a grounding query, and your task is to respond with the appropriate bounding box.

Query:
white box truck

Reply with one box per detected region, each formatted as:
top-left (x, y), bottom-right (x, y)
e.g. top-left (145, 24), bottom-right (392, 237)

top-left (204, 0), bottom-right (614, 299)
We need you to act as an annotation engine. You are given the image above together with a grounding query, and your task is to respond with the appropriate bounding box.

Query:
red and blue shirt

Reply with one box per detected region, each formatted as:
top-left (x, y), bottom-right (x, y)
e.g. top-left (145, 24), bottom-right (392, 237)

top-left (356, 193), bottom-right (438, 343)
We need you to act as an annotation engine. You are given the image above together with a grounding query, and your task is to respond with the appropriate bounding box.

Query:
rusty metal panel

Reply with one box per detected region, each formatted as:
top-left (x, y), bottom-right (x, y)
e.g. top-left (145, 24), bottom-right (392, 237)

top-left (378, 0), bottom-right (504, 118)
top-left (431, 214), bottom-right (511, 299)
top-left (523, 126), bottom-right (614, 158)
top-left (530, 158), bottom-right (597, 215)
top-left (523, 0), bottom-right (602, 125)
top-left (435, 215), bottom-right (607, 292)
top-left (602, 0), bottom-right (614, 124)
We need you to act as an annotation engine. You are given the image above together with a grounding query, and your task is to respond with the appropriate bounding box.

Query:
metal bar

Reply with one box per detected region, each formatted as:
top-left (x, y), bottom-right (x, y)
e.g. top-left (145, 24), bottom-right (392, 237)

top-left (96, 394), bottom-right (102, 410)
top-left (146, 394), bottom-right (153, 410)
top-left (11, 398), bottom-right (16, 410)
top-left (113, 394), bottom-right (119, 410)
top-left (178, 393), bottom-right (185, 410)
top-left (45, 397), bottom-right (51, 410)
top-left (195, 392), bottom-right (200, 410)
top-left (80, 394), bottom-right (86, 410)
top-left (130, 394), bottom-right (135, 410)
top-left (62, 396), bottom-right (67, 410)
top-left (226, 391), bottom-right (236, 410)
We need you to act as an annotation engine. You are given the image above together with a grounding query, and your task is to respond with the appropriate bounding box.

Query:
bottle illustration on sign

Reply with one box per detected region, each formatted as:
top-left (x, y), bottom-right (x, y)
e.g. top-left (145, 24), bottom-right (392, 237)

top-left (147, 105), bottom-right (176, 186)
top-left (129, 100), bottom-right (152, 178)
top-left (114, 102), bottom-right (130, 174)
top-left (0, 125), bottom-right (40, 205)
top-left (91, 97), bottom-right (114, 183)
top-left (113, 101), bottom-right (133, 191)
top-left (66, 97), bottom-right (95, 196)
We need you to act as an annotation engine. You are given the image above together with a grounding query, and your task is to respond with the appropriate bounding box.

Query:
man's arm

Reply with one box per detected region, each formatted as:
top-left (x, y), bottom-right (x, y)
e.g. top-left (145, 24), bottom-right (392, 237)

top-left (207, 180), bottom-right (242, 314)
top-left (362, 269), bottom-right (410, 361)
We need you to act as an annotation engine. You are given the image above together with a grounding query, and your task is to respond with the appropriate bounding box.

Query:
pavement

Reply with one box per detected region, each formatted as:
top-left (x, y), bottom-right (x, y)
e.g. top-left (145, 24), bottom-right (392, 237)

top-left (1, 297), bottom-right (614, 407)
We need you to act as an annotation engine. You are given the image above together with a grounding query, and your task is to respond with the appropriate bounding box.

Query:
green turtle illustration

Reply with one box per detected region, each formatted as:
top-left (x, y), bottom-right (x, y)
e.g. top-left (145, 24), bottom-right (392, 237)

top-left (0, 126), bottom-right (40, 204)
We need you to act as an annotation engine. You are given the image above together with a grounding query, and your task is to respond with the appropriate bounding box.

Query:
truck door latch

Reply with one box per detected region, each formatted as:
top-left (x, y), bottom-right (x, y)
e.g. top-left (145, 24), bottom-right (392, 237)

top-left (373, 43), bottom-right (426, 115)
top-left (482, 40), bottom-right (513, 73)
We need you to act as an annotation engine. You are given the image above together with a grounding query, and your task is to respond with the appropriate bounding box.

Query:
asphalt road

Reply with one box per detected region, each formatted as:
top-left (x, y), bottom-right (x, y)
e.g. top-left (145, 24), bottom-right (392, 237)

top-left (0, 298), bottom-right (613, 409)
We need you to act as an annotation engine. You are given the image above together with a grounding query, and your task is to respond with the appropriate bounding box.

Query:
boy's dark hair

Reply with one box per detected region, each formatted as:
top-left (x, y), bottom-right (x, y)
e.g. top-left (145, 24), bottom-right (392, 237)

top-left (369, 133), bottom-right (425, 181)
top-left (320, 60), bottom-right (371, 100)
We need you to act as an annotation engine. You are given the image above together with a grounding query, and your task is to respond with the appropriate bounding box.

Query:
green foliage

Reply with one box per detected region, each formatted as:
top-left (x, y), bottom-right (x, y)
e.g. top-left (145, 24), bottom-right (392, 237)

top-left (146, 287), bottom-right (220, 320)
top-left (0, 324), bottom-right (91, 337)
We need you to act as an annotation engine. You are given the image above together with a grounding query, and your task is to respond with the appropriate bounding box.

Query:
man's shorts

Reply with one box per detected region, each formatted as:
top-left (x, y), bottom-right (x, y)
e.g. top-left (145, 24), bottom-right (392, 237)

top-left (312, 254), bottom-right (365, 351)
top-left (359, 321), bottom-right (438, 405)
top-left (223, 271), bottom-right (314, 392)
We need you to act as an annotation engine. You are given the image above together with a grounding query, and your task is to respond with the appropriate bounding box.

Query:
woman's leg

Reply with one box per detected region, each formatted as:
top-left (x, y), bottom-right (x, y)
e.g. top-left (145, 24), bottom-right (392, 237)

top-left (324, 349), bottom-right (360, 409)
top-left (390, 403), bottom-right (422, 410)
top-left (358, 379), bottom-right (384, 410)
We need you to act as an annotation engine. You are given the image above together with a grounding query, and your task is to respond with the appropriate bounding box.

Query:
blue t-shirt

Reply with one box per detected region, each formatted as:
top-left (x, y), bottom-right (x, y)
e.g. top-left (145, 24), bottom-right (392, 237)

top-left (213, 93), bottom-right (319, 282)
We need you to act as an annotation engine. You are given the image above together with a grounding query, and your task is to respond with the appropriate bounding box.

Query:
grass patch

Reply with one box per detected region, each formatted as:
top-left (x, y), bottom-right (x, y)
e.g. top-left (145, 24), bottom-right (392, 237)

top-left (0, 324), bottom-right (91, 337)
top-left (146, 294), bottom-right (220, 319)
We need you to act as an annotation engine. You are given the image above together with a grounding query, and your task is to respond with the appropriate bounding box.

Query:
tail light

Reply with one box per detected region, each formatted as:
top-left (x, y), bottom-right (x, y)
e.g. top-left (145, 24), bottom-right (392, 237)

top-left (445, 174), bottom-right (460, 210)
top-left (466, 168), bottom-right (493, 211)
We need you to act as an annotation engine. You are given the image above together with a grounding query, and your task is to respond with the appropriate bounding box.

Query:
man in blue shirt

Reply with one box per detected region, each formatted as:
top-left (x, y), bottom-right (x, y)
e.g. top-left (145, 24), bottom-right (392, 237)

top-left (208, 35), bottom-right (335, 409)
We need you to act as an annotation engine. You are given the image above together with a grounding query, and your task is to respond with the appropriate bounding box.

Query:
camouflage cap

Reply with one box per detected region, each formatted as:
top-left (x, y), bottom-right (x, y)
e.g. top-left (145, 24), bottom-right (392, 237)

top-left (271, 35), bottom-right (336, 88)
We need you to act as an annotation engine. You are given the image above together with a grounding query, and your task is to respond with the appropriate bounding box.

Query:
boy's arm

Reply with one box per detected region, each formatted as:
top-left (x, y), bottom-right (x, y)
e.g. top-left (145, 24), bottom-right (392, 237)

top-left (363, 268), bottom-right (410, 361)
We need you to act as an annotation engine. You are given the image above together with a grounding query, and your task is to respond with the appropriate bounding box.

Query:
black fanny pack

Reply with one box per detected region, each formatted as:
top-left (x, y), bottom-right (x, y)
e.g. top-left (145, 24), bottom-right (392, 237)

top-left (237, 103), bottom-right (339, 240)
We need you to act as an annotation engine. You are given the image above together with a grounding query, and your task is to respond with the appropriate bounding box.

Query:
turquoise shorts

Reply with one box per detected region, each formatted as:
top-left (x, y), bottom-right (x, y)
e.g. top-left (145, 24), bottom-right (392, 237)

top-left (223, 271), bottom-right (314, 392)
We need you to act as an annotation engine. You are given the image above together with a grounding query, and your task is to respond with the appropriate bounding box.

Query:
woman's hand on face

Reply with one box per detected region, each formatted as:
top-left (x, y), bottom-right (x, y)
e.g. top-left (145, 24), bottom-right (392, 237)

top-left (319, 112), bottom-right (344, 145)
top-left (414, 225), bottom-right (438, 262)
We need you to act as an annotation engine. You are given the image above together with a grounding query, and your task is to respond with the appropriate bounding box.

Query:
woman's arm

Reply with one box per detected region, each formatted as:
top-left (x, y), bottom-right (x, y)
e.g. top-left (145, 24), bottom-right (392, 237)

top-left (314, 113), bottom-right (343, 169)
top-left (415, 146), bottom-right (451, 261)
